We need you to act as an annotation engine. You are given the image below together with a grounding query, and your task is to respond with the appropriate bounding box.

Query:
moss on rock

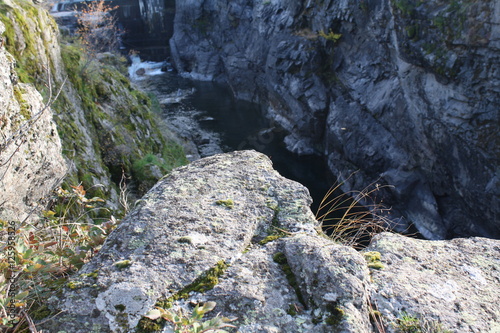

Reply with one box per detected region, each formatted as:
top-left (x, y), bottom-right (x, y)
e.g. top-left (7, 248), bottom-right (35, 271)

top-left (364, 251), bottom-right (384, 269)
top-left (273, 252), bottom-right (305, 306)
top-left (137, 260), bottom-right (229, 332)
top-left (56, 39), bottom-right (188, 202)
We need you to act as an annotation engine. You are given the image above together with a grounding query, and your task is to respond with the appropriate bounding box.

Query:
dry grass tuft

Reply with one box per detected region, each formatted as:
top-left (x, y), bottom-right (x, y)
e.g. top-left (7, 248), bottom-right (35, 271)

top-left (316, 173), bottom-right (393, 249)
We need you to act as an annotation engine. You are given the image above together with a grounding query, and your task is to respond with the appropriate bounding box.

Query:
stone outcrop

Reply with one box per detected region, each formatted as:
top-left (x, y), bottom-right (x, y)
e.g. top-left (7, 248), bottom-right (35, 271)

top-left (0, 0), bottom-right (187, 215)
top-left (0, 19), bottom-right (67, 222)
top-left (40, 151), bottom-right (500, 333)
top-left (169, 0), bottom-right (500, 240)
top-left (367, 232), bottom-right (500, 333)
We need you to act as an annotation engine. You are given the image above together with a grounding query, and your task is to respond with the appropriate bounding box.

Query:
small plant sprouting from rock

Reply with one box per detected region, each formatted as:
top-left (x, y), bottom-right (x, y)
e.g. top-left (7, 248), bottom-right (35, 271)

top-left (144, 301), bottom-right (237, 333)
top-left (137, 261), bottom-right (229, 331)
top-left (395, 311), bottom-right (452, 333)
top-left (215, 199), bottom-right (234, 209)
top-left (318, 29), bottom-right (342, 43)
top-left (316, 173), bottom-right (393, 249)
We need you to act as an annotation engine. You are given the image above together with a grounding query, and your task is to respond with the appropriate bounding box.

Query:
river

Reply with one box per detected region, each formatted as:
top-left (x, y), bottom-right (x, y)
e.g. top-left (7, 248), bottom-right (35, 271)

top-left (128, 56), bottom-right (332, 213)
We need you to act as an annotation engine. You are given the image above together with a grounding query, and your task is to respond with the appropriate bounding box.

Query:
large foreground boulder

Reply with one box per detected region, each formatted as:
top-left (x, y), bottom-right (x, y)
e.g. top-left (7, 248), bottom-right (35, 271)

top-left (40, 151), bottom-right (500, 333)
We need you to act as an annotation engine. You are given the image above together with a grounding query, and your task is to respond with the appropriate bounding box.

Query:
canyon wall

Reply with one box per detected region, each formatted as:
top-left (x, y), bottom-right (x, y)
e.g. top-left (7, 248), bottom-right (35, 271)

top-left (170, 0), bottom-right (500, 239)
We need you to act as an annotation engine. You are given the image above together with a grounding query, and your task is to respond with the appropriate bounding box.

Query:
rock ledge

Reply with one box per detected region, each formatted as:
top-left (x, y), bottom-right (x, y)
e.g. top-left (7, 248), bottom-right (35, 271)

top-left (41, 151), bottom-right (500, 333)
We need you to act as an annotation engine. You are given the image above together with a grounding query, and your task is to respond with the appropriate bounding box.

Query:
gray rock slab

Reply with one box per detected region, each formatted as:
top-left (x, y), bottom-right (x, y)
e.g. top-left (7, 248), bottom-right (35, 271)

top-left (36, 151), bottom-right (500, 333)
top-left (283, 234), bottom-right (372, 333)
top-left (366, 232), bottom-right (500, 333)
top-left (203, 241), bottom-right (315, 333)
top-left (40, 150), bottom-right (319, 332)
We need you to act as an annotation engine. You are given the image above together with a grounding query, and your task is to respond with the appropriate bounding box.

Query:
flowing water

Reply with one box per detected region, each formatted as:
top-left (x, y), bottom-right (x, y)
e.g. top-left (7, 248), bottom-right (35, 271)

top-left (129, 57), bottom-right (332, 212)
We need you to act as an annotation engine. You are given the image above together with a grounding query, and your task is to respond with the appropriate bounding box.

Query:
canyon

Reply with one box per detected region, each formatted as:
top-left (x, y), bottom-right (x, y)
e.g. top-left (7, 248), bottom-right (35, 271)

top-left (169, 0), bottom-right (500, 240)
top-left (1, 0), bottom-right (499, 332)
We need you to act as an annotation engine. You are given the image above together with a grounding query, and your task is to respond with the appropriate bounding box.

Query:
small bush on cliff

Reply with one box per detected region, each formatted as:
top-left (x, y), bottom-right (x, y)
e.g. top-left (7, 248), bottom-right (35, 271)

top-left (76, 0), bottom-right (121, 73)
top-left (318, 29), bottom-right (342, 43)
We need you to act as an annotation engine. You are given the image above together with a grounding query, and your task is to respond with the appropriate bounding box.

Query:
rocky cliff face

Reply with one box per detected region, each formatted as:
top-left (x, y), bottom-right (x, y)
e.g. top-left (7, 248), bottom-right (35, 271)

top-left (0, 0), bottom-right (187, 217)
top-left (170, 0), bottom-right (500, 240)
top-left (39, 151), bottom-right (500, 333)
top-left (0, 9), bottom-right (67, 222)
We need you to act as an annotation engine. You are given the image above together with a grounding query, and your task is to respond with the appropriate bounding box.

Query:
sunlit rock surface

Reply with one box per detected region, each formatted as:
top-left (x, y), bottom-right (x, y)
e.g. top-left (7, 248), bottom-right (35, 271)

top-left (0, 20), bottom-right (67, 223)
top-left (39, 151), bottom-right (500, 333)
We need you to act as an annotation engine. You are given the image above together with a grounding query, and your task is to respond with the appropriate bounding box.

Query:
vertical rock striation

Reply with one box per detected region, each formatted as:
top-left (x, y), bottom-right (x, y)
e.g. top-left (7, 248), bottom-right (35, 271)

top-left (170, 0), bottom-right (500, 239)
top-left (0, 0), bottom-right (187, 219)
top-left (0, 19), bottom-right (67, 223)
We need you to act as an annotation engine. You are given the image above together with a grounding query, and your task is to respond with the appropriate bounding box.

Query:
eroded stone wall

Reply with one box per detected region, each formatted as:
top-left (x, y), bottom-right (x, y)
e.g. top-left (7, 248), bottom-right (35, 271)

top-left (170, 0), bottom-right (500, 239)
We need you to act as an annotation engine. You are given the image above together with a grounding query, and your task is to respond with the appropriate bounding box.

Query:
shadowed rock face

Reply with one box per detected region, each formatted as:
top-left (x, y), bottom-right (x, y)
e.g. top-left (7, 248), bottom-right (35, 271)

top-left (39, 151), bottom-right (500, 333)
top-left (169, 0), bottom-right (500, 240)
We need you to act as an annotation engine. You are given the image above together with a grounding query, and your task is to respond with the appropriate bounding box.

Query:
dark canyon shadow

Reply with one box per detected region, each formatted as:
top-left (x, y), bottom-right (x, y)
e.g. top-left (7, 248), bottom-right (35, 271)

top-left (129, 61), bottom-right (399, 245)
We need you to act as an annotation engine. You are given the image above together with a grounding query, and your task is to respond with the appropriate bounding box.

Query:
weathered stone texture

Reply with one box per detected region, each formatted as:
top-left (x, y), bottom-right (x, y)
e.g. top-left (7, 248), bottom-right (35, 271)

top-left (283, 234), bottom-right (372, 333)
top-left (0, 20), bottom-right (67, 223)
top-left (367, 232), bottom-right (500, 333)
top-left (39, 151), bottom-right (500, 333)
top-left (1, 0), bottom-right (188, 213)
top-left (40, 151), bottom-right (320, 332)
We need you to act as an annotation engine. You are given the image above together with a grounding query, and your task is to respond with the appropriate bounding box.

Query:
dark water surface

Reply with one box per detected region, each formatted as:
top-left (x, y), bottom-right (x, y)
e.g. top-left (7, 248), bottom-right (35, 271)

top-left (130, 60), bottom-right (332, 212)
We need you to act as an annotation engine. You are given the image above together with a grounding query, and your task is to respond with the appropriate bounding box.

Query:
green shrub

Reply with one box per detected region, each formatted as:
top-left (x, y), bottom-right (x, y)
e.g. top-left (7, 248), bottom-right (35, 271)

top-left (144, 301), bottom-right (236, 333)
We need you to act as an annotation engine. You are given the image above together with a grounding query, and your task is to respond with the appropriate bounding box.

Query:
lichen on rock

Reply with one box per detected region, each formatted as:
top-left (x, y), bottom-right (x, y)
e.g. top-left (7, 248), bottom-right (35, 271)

top-left (38, 150), bottom-right (322, 332)
top-left (36, 151), bottom-right (500, 333)
top-left (366, 232), bottom-right (500, 333)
